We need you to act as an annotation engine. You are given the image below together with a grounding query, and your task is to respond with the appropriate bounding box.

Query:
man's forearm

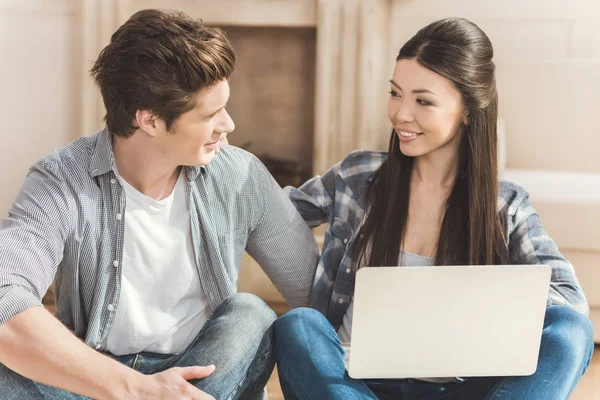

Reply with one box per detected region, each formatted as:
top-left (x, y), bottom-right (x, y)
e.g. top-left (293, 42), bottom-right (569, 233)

top-left (0, 306), bottom-right (144, 399)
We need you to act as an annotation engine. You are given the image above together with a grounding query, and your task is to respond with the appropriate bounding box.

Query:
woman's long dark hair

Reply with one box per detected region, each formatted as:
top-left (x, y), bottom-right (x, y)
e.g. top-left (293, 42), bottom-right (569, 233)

top-left (355, 17), bottom-right (509, 267)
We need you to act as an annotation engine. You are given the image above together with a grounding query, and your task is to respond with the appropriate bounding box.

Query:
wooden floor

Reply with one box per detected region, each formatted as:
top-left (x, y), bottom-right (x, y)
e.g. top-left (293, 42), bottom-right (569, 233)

top-left (267, 346), bottom-right (600, 400)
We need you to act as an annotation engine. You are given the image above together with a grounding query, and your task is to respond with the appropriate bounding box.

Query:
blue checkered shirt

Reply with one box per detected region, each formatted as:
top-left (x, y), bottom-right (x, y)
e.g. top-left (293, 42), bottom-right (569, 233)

top-left (285, 150), bottom-right (589, 330)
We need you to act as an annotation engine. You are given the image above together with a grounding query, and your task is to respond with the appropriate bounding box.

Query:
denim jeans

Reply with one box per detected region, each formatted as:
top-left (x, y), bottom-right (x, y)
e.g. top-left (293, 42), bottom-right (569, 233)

top-left (0, 292), bottom-right (276, 400)
top-left (275, 305), bottom-right (594, 400)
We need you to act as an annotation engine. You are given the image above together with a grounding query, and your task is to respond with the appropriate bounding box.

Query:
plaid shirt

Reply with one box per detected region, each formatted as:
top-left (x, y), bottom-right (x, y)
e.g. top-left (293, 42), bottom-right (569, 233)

top-left (286, 150), bottom-right (589, 330)
top-left (0, 129), bottom-right (319, 351)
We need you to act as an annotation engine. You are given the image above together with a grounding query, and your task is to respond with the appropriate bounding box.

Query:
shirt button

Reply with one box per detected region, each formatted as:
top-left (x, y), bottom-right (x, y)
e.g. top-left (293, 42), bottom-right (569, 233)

top-left (110, 178), bottom-right (116, 184)
top-left (339, 298), bottom-right (344, 304)
top-left (346, 268), bottom-right (351, 273)
top-left (107, 304), bottom-right (115, 312)
top-left (343, 238), bottom-right (348, 244)
top-left (95, 344), bottom-right (101, 350)
top-left (113, 260), bottom-right (119, 267)
top-left (116, 213), bottom-right (122, 220)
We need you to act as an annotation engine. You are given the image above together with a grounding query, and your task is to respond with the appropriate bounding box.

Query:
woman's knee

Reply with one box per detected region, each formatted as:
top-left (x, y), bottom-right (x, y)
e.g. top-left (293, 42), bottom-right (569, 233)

top-left (275, 307), bottom-right (330, 337)
top-left (542, 305), bottom-right (594, 370)
top-left (274, 308), bottom-right (336, 352)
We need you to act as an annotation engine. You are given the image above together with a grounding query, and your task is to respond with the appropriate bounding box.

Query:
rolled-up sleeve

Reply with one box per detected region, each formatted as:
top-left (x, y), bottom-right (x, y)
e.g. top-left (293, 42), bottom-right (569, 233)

top-left (245, 158), bottom-right (319, 309)
top-left (0, 159), bottom-right (71, 325)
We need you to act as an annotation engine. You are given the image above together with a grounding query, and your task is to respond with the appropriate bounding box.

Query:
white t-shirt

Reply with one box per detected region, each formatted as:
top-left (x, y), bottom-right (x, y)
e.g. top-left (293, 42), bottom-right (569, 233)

top-left (105, 171), bottom-right (211, 356)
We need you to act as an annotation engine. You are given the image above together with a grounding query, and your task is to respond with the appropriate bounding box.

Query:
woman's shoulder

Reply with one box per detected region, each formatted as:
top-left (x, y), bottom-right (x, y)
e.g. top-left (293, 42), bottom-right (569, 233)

top-left (498, 179), bottom-right (532, 218)
top-left (336, 150), bottom-right (388, 179)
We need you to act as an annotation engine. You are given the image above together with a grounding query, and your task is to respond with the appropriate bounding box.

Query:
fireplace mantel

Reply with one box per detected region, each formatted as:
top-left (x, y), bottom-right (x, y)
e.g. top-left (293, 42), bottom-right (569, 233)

top-left (80, 0), bottom-right (393, 174)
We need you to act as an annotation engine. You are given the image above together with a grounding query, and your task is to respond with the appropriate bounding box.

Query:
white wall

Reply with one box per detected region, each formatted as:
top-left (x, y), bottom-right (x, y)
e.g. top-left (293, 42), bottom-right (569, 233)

top-left (389, 0), bottom-right (600, 173)
top-left (0, 0), bottom-right (80, 216)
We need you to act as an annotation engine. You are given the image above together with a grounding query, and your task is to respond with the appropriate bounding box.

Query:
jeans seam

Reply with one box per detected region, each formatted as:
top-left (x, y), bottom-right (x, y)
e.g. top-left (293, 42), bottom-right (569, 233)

top-left (579, 345), bottom-right (594, 379)
top-left (226, 348), bottom-right (273, 400)
top-left (132, 354), bottom-right (142, 371)
top-left (165, 299), bottom-right (237, 371)
top-left (136, 354), bottom-right (143, 371)
top-left (486, 377), bottom-right (508, 400)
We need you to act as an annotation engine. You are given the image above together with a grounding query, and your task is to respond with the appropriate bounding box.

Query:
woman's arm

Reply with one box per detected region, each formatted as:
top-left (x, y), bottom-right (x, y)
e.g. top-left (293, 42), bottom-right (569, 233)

top-left (284, 162), bottom-right (342, 228)
top-left (508, 194), bottom-right (589, 316)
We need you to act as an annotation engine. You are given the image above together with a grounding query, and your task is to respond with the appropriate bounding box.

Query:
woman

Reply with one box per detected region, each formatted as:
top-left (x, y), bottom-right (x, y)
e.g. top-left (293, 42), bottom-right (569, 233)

top-left (275, 17), bottom-right (594, 400)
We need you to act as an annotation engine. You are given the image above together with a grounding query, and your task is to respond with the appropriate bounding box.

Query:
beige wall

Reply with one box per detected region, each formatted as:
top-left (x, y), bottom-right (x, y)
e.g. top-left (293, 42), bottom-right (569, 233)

top-left (0, 1), bottom-right (80, 216)
top-left (389, 0), bottom-right (600, 173)
top-left (2, 0), bottom-right (599, 208)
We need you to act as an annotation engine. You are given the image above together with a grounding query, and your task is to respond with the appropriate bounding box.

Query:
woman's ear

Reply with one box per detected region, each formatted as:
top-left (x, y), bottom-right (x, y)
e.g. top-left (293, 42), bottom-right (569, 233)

top-left (463, 110), bottom-right (470, 126)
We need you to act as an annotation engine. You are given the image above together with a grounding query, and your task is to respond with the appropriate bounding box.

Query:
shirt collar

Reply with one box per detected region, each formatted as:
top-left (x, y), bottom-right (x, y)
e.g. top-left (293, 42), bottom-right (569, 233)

top-left (88, 127), bottom-right (207, 180)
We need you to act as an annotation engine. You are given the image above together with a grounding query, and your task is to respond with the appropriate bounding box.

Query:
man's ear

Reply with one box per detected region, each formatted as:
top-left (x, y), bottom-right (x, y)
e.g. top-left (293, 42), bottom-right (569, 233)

top-left (135, 110), bottom-right (160, 137)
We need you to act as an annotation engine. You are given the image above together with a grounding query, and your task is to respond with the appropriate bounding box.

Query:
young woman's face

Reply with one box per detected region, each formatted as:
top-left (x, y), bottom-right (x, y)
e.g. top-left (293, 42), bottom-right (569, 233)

top-left (387, 59), bottom-right (467, 158)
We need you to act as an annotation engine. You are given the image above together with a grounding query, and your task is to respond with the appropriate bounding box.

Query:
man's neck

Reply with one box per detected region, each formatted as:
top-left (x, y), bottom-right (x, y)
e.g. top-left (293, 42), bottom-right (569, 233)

top-left (112, 134), bottom-right (181, 200)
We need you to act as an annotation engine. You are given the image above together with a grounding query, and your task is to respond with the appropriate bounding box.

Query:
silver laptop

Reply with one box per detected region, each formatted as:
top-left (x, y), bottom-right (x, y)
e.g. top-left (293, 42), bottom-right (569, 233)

top-left (347, 265), bottom-right (551, 380)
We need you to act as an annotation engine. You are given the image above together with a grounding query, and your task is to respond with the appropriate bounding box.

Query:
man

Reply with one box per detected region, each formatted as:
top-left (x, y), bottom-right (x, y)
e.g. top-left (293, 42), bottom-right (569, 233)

top-left (0, 9), bottom-right (318, 400)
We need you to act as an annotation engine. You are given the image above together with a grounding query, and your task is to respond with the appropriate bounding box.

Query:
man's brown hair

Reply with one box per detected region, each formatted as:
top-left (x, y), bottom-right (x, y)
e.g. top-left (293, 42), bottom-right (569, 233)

top-left (90, 9), bottom-right (235, 138)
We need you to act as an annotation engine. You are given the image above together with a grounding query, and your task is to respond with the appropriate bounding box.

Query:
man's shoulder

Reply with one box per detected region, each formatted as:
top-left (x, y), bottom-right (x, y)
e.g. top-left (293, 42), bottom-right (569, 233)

top-left (34, 133), bottom-right (98, 177)
top-left (206, 144), bottom-right (265, 180)
top-left (212, 144), bottom-right (258, 166)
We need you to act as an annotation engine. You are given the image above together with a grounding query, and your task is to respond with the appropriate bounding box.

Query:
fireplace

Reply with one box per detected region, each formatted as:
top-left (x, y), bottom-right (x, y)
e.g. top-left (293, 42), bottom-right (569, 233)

top-left (221, 26), bottom-right (316, 187)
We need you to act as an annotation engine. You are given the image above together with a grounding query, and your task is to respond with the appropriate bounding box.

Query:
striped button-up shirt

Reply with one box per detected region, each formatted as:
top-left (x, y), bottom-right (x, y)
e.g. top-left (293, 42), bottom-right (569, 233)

top-left (285, 150), bottom-right (589, 330)
top-left (0, 129), bottom-right (319, 350)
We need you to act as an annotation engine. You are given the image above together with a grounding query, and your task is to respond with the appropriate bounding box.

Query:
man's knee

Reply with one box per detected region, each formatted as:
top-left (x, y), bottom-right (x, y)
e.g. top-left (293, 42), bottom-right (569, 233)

top-left (220, 292), bottom-right (277, 330)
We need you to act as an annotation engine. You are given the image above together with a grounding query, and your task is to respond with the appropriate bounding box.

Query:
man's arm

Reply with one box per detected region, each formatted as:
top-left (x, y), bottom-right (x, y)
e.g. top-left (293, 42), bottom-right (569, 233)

top-left (0, 307), bottom-right (216, 399)
top-left (0, 162), bottom-right (214, 399)
top-left (0, 306), bottom-right (139, 398)
top-left (245, 158), bottom-right (320, 308)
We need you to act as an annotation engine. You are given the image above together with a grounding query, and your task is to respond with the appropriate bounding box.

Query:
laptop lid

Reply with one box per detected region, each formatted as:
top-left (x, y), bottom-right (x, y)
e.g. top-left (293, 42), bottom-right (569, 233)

top-left (348, 265), bottom-right (551, 379)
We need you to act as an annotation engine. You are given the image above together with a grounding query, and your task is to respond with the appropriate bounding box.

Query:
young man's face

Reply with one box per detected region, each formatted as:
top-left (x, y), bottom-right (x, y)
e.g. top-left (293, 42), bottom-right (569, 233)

top-left (157, 79), bottom-right (234, 166)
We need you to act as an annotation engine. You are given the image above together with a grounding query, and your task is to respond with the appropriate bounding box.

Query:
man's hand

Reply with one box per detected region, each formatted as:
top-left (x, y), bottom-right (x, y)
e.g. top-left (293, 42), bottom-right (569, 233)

top-left (130, 365), bottom-right (216, 400)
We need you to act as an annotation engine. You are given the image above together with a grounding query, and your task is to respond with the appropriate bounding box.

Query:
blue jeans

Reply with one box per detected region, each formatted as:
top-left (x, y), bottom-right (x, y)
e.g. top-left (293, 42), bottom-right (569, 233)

top-left (0, 293), bottom-right (276, 400)
top-left (275, 305), bottom-right (594, 400)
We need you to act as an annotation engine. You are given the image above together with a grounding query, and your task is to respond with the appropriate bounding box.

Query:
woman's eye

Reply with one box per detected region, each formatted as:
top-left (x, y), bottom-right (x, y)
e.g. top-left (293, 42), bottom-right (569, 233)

top-left (417, 99), bottom-right (432, 106)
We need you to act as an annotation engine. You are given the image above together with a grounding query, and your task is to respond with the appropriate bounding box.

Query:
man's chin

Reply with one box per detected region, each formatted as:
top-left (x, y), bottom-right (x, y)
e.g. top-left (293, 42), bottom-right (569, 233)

top-left (189, 150), bottom-right (217, 167)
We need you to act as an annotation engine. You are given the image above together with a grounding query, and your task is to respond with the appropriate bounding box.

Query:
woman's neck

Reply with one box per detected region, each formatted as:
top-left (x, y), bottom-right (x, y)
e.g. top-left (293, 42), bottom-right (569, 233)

top-left (412, 150), bottom-right (459, 190)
